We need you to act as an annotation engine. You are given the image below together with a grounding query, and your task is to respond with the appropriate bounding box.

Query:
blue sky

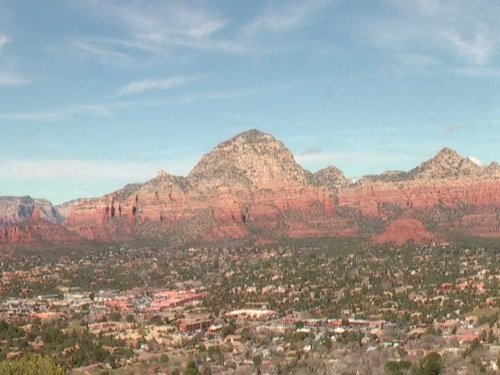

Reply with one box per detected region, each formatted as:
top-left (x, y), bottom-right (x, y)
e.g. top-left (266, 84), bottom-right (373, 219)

top-left (0, 0), bottom-right (499, 204)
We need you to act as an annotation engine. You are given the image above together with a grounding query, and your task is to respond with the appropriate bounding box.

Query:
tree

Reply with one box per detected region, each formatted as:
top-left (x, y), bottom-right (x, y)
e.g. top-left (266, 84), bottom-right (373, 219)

top-left (0, 354), bottom-right (65, 374)
top-left (184, 359), bottom-right (199, 375)
top-left (253, 355), bottom-right (262, 374)
top-left (419, 352), bottom-right (442, 375)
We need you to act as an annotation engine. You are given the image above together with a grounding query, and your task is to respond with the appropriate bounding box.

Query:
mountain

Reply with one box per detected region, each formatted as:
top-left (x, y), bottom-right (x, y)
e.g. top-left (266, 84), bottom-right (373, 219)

top-left (339, 147), bottom-right (499, 239)
top-left (0, 196), bottom-right (60, 224)
top-left (408, 147), bottom-right (483, 179)
top-left (62, 129), bottom-right (343, 243)
top-left (312, 166), bottom-right (351, 191)
top-left (2, 130), bottom-right (499, 247)
top-left (0, 196), bottom-right (80, 246)
top-left (187, 129), bottom-right (311, 191)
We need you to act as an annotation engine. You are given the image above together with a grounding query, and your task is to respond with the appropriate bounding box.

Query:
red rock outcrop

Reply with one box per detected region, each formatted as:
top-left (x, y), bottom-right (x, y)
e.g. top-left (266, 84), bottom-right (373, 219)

top-left (338, 149), bottom-right (499, 238)
top-left (0, 220), bottom-right (83, 246)
top-left (15, 130), bottom-right (499, 246)
top-left (61, 130), bottom-right (353, 243)
top-left (0, 196), bottom-right (59, 225)
top-left (372, 219), bottom-right (436, 245)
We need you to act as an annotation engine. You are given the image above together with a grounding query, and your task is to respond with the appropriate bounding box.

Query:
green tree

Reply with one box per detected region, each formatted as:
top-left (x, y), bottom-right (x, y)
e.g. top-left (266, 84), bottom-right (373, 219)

top-left (0, 354), bottom-right (65, 375)
top-left (184, 359), bottom-right (199, 375)
top-left (419, 352), bottom-right (442, 375)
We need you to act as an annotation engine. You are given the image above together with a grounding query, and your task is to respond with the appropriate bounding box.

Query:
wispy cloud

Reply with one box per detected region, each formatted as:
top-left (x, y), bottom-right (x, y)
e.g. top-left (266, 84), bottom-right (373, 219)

top-left (0, 158), bottom-right (196, 181)
top-left (0, 72), bottom-right (30, 86)
top-left (70, 39), bottom-right (134, 65)
top-left (359, 0), bottom-right (500, 71)
top-left (68, 0), bottom-right (338, 64)
top-left (68, 1), bottom-right (236, 63)
top-left (0, 35), bottom-right (8, 50)
top-left (439, 28), bottom-right (495, 65)
top-left (0, 82), bottom-right (291, 122)
top-left (112, 82), bottom-right (292, 107)
top-left (115, 75), bottom-right (199, 96)
top-left (453, 66), bottom-right (500, 78)
top-left (468, 156), bottom-right (483, 166)
top-left (0, 35), bottom-right (30, 86)
top-left (0, 104), bottom-right (110, 122)
top-left (245, 0), bottom-right (334, 34)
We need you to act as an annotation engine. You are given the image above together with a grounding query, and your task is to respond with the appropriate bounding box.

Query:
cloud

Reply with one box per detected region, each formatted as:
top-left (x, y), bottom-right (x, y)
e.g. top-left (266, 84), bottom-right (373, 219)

top-left (69, 0), bottom-right (338, 63)
top-left (0, 104), bottom-right (111, 122)
top-left (439, 28), bottom-right (495, 65)
top-left (0, 82), bottom-right (291, 122)
top-left (394, 53), bottom-right (442, 67)
top-left (300, 147), bottom-right (322, 156)
top-left (0, 35), bottom-right (30, 86)
top-left (359, 0), bottom-right (500, 69)
top-left (453, 66), bottom-right (500, 78)
top-left (0, 158), bottom-right (196, 182)
top-left (70, 39), bottom-right (134, 65)
top-left (69, 1), bottom-right (237, 62)
top-left (245, 0), bottom-right (334, 34)
top-left (0, 35), bottom-right (8, 50)
top-left (115, 76), bottom-right (199, 96)
top-left (467, 156), bottom-right (483, 166)
top-left (0, 72), bottom-right (30, 86)
top-left (111, 82), bottom-right (292, 108)
top-left (443, 124), bottom-right (459, 134)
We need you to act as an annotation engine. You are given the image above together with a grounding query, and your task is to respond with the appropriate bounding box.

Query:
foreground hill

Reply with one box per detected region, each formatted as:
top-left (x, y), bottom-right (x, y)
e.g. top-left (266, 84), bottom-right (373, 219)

top-left (2, 129), bottom-right (499, 247)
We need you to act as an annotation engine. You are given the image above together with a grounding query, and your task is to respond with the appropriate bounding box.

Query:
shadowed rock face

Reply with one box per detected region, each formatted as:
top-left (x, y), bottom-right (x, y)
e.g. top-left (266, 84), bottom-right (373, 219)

top-left (0, 196), bottom-right (59, 225)
top-left (0, 197), bottom-right (80, 246)
top-left (4, 129), bottom-right (500, 247)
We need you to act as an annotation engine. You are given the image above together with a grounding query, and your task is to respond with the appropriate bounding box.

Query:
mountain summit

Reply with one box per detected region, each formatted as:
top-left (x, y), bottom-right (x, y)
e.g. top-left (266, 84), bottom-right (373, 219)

top-left (187, 129), bottom-right (310, 191)
top-left (409, 147), bottom-right (482, 179)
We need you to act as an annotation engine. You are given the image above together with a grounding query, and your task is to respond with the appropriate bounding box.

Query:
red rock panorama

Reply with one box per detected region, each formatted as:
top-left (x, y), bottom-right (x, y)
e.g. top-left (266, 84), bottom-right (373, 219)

top-left (1, 130), bottom-right (499, 247)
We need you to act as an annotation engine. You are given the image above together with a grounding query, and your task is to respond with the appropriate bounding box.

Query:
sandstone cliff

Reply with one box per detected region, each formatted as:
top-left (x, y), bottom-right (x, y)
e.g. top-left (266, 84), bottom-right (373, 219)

top-left (62, 130), bottom-right (349, 244)
top-left (5, 130), bottom-right (499, 247)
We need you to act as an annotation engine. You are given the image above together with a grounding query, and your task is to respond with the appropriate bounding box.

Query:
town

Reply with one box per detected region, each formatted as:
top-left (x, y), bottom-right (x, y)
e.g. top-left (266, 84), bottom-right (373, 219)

top-left (0, 239), bottom-right (498, 374)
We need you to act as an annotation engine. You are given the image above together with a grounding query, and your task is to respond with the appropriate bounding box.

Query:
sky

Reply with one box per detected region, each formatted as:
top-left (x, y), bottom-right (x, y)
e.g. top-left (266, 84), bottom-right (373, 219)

top-left (0, 0), bottom-right (499, 204)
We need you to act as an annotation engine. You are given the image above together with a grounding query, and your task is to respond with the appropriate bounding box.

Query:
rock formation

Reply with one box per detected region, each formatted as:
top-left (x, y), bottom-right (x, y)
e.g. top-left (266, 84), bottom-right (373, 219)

top-left (372, 219), bottom-right (436, 245)
top-left (0, 197), bottom-right (80, 246)
top-left (3, 129), bottom-right (499, 247)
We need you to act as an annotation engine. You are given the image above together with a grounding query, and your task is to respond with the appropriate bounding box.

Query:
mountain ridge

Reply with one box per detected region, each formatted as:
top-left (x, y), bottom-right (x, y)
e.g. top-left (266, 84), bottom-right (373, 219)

top-left (2, 129), bottom-right (499, 246)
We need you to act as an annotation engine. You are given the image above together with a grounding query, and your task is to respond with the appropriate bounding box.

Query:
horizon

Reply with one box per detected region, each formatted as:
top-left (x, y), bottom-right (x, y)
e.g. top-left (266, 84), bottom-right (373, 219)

top-left (1, 1), bottom-right (499, 204)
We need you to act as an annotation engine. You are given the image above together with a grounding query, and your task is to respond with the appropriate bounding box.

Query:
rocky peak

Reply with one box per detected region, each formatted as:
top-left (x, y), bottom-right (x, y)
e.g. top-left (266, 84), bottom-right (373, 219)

top-left (312, 166), bottom-right (351, 191)
top-left (485, 161), bottom-right (500, 176)
top-left (142, 170), bottom-right (190, 192)
top-left (0, 196), bottom-right (59, 225)
top-left (408, 147), bottom-right (482, 179)
top-left (356, 170), bottom-right (408, 185)
top-left (187, 129), bottom-right (310, 191)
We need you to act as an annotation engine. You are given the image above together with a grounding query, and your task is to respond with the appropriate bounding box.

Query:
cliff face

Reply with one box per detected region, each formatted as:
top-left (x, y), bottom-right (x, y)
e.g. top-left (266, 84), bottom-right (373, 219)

top-left (63, 130), bottom-right (349, 243)
top-left (0, 197), bottom-right (82, 246)
top-left (7, 130), bottom-right (499, 247)
top-left (0, 196), bottom-right (59, 225)
top-left (338, 149), bottom-right (499, 239)
top-left (0, 220), bottom-right (82, 246)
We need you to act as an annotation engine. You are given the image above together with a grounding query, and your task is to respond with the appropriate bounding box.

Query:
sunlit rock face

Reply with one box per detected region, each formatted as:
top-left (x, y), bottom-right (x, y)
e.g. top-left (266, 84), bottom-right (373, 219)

top-left (41, 131), bottom-right (500, 245)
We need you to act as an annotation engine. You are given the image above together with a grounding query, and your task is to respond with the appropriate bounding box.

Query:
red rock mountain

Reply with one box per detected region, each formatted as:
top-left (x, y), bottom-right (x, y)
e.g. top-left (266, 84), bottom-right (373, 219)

top-left (62, 130), bottom-right (345, 243)
top-left (0, 196), bottom-right (80, 246)
top-left (2, 130), bottom-right (499, 247)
